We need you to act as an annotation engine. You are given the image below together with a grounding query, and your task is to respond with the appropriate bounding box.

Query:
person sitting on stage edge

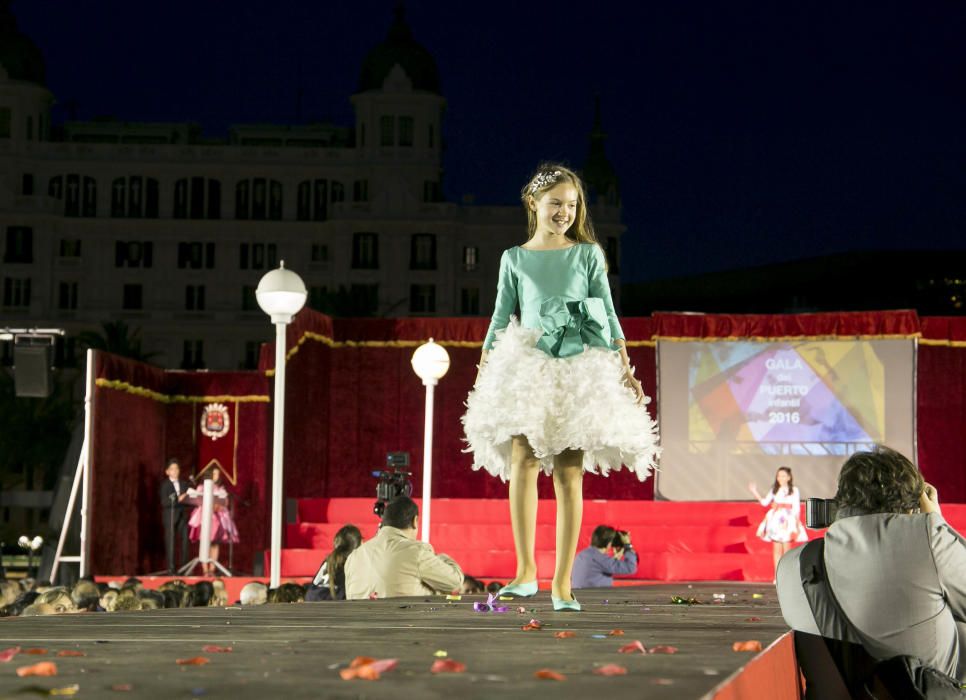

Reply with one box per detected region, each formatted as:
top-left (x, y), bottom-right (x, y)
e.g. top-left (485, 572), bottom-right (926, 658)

top-left (159, 458), bottom-right (191, 573)
top-left (572, 525), bottom-right (638, 589)
top-left (777, 445), bottom-right (966, 684)
top-left (344, 497), bottom-right (463, 600)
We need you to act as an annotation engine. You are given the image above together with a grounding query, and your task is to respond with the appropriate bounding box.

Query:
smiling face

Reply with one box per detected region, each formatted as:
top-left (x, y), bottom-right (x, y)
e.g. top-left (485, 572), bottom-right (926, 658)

top-left (531, 182), bottom-right (579, 237)
top-left (776, 468), bottom-right (791, 487)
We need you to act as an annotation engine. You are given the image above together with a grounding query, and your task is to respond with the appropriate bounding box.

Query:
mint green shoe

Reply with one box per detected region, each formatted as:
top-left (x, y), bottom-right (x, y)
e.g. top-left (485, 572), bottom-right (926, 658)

top-left (551, 595), bottom-right (581, 612)
top-left (496, 581), bottom-right (538, 598)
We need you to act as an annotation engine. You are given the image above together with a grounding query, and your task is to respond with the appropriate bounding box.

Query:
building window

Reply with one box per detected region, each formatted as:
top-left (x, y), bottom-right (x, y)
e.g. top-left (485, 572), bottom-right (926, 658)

top-left (308, 285), bottom-right (327, 310)
top-left (185, 285), bottom-right (206, 311)
top-left (460, 287), bottom-right (480, 315)
top-left (463, 246), bottom-right (479, 272)
top-left (310, 243), bottom-right (328, 263)
top-left (59, 239), bottom-right (82, 258)
top-left (2, 278), bottom-right (31, 307)
top-left (0, 107), bottom-right (10, 138)
top-left (4, 227), bottom-right (33, 263)
top-left (239, 243), bottom-right (277, 270)
top-left (241, 285), bottom-right (258, 311)
top-left (331, 181), bottom-right (345, 203)
top-left (243, 341), bottom-right (260, 370)
top-left (55, 174), bottom-right (97, 217)
top-left (398, 116), bottom-right (414, 147)
top-left (55, 337), bottom-right (78, 368)
top-left (350, 284), bottom-right (378, 315)
top-left (410, 233), bottom-right (437, 270)
top-left (182, 340), bottom-right (205, 370)
top-left (423, 181), bottom-right (441, 202)
top-left (58, 282), bottom-right (78, 310)
top-left (605, 236), bottom-right (620, 273)
top-left (21, 174), bottom-right (34, 195)
top-left (351, 232), bottom-right (378, 269)
top-left (352, 179), bottom-right (369, 202)
top-left (174, 177), bottom-right (221, 219)
top-left (236, 178), bottom-right (283, 220)
top-left (115, 241), bottom-right (153, 268)
top-left (410, 284), bottom-right (436, 314)
top-left (380, 115), bottom-right (394, 146)
top-left (297, 179), bottom-right (328, 221)
top-left (112, 176), bottom-right (160, 218)
top-left (122, 284), bottom-right (143, 310)
top-left (178, 242), bottom-right (215, 269)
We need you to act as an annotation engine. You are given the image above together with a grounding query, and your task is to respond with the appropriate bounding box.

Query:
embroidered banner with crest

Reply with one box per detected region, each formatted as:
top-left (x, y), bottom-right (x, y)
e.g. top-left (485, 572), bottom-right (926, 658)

top-left (194, 402), bottom-right (239, 484)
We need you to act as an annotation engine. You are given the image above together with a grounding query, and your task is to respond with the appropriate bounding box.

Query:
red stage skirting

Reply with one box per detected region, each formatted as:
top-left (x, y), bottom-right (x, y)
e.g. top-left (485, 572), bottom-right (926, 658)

top-left (275, 498), bottom-right (966, 581)
top-left (707, 632), bottom-right (801, 700)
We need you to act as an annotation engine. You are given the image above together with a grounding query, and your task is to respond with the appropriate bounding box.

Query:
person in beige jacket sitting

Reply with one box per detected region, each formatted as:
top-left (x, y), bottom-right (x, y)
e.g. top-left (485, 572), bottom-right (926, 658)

top-left (345, 497), bottom-right (463, 599)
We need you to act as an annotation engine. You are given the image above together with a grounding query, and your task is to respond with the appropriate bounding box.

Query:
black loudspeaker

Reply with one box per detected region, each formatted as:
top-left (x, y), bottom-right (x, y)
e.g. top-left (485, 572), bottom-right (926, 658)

top-left (14, 344), bottom-right (52, 398)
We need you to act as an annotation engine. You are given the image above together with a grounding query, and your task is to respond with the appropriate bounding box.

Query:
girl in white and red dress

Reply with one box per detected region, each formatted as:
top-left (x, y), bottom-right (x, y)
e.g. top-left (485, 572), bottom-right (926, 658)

top-left (187, 466), bottom-right (240, 576)
top-left (749, 466), bottom-right (808, 573)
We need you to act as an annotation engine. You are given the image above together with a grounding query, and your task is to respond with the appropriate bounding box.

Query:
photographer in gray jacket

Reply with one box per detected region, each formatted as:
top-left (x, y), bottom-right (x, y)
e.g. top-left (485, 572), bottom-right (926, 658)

top-left (777, 445), bottom-right (966, 683)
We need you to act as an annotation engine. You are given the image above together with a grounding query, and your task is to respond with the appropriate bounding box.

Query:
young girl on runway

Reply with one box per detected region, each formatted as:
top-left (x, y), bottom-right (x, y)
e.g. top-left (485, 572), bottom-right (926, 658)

top-left (748, 466), bottom-right (808, 573)
top-left (462, 163), bottom-right (660, 612)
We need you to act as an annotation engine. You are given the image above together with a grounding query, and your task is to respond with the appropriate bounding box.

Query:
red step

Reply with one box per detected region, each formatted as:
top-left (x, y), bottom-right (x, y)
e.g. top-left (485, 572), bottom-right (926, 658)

top-left (276, 499), bottom-right (966, 582)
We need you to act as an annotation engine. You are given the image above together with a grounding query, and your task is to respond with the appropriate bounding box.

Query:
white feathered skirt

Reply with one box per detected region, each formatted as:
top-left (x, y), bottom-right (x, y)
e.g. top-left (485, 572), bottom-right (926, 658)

top-left (462, 320), bottom-right (661, 481)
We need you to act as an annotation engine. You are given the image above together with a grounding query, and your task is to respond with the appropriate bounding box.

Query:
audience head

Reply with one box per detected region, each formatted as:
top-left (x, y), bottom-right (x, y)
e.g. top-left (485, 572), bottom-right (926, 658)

top-left (381, 497), bottom-right (419, 532)
top-left (461, 575), bottom-right (486, 595)
top-left (835, 445), bottom-right (923, 515)
top-left (268, 582), bottom-right (306, 604)
top-left (210, 579), bottom-right (228, 607)
top-left (71, 580), bottom-right (101, 611)
top-left (189, 581), bottom-right (214, 607)
top-left (37, 587), bottom-right (76, 613)
top-left (485, 581), bottom-right (503, 595)
top-left (591, 525), bottom-right (617, 549)
top-left (0, 580), bottom-right (20, 607)
top-left (240, 581), bottom-right (268, 606)
top-left (138, 589), bottom-right (165, 610)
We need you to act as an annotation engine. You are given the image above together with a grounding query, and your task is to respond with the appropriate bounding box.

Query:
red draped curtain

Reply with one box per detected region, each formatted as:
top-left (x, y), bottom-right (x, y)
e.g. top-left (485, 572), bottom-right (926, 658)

top-left (90, 353), bottom-right (269, 575)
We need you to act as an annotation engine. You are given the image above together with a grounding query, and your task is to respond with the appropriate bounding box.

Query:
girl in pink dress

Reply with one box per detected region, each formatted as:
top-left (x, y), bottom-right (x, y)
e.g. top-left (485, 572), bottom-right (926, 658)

top-left (748, 466), bottom-right (808, 574)
top-left (187, 466), bottom-right (240, 576)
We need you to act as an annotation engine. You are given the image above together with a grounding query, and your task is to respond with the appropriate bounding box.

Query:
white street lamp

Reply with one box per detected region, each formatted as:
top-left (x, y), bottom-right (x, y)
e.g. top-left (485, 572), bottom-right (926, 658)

top-left (256, 260), bottom-right (306, 588)
top-left (410, 338), bottom-right (450, 543)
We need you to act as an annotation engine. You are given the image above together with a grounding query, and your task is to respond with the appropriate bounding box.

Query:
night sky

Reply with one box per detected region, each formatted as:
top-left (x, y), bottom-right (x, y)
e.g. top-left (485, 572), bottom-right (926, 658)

top-left (15, 1), bottom-right (966, 281)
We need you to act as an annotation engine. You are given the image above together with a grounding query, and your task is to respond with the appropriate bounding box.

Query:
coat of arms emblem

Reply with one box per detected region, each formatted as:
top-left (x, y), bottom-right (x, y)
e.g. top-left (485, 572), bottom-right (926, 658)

top-left (200, 403), bottom-right (230, 440)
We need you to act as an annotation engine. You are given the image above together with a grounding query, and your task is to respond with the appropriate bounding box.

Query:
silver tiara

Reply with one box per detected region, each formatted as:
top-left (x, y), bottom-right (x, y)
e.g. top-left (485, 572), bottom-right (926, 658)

top-left (527, 170), bottom-right (563, 194)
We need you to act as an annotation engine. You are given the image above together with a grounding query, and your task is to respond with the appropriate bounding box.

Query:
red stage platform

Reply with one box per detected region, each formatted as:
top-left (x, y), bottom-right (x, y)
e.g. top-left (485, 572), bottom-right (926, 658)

top-left (274, 498), bottom-right (966, 582)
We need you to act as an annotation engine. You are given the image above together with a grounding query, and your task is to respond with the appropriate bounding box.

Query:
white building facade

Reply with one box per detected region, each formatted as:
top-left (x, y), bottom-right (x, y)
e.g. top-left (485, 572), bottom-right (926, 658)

top-left (0, 8), bottom-right (625, 370)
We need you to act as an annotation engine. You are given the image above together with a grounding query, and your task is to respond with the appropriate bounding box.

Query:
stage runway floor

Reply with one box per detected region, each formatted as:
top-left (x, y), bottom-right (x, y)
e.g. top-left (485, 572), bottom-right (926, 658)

top-left (0, 582), bottom-right (789, 699)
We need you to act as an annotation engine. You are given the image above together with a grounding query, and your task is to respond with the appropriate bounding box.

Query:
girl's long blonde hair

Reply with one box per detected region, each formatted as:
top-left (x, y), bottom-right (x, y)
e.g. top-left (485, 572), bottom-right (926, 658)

top-left (520, 162), bottom-right (599, 247)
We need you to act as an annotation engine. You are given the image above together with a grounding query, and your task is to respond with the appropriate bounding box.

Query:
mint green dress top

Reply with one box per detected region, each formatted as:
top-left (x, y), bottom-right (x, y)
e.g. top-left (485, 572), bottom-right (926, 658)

top-left (482, 243), bottom-right (625, 356)
top-left (462, 241), bottom-right (660, 482)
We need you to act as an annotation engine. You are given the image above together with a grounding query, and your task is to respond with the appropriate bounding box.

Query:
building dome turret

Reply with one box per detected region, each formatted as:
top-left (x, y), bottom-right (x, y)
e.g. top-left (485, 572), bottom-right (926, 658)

top-left (357, 6), bottom-right (440, 94)
top-left (0, 1), bottom-right (46, 85)
top-left (583, 98), bottom-right (620, 206)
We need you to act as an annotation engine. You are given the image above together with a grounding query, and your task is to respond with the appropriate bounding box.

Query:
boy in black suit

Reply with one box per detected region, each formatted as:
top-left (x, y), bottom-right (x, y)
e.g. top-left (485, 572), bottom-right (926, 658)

top-left (159, 458), bottom-right (191, 573)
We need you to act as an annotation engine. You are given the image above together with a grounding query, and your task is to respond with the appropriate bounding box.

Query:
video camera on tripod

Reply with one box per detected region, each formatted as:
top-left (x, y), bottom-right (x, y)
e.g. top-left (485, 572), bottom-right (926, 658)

top-left (372, 452), bottom-right (413, 517)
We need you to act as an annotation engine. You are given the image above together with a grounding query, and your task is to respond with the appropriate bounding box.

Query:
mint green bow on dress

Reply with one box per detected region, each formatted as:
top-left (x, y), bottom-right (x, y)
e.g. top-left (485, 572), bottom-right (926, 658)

top-left (536, 297), bottom-right (612, 357)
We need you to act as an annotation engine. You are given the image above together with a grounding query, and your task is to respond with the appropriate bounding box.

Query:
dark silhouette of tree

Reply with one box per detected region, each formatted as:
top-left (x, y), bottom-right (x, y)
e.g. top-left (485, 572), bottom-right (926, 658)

top-left (77, 320), bottom-right (157, 362)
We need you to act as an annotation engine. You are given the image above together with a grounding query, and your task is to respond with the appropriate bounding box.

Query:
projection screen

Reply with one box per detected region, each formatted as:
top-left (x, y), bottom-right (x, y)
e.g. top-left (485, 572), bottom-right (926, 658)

top-left (655, 339), bottom-right (916, 501)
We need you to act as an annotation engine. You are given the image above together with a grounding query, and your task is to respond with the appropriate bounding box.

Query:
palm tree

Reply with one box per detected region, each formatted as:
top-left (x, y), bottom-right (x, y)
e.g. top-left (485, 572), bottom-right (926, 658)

top-left (77, 320), bottom-right (157, 362)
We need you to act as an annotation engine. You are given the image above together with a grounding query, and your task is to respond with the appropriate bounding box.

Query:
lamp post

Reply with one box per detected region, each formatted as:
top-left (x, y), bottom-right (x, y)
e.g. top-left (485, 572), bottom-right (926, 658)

top-left (410, 338), bottom-right (450, 543)
top-left (256, 261), bottom-right (306, 589)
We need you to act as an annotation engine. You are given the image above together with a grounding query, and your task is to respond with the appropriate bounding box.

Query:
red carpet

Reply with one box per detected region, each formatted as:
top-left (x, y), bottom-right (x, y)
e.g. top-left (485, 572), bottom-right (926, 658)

top-left (276, 499), bottom-right (966, 581)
